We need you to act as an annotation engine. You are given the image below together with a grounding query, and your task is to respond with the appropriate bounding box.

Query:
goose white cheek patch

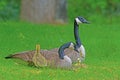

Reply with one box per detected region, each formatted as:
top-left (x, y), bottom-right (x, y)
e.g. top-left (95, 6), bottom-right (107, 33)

top-left (75, 18), bottom-right (82, 24)
top-left (69, 43), bottom-right (74, 49)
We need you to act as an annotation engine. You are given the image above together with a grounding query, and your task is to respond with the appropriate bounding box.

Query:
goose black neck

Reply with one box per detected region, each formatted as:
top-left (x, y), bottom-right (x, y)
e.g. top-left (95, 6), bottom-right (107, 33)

top-left (58, 42), bottom-right (72, 59)
top-left (74, 20), bottom-right (81, 48)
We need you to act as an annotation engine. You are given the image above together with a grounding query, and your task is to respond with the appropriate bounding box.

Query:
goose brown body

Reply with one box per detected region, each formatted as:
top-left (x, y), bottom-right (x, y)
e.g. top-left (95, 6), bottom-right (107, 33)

top-left (5, 48), bottom-right (79, 68)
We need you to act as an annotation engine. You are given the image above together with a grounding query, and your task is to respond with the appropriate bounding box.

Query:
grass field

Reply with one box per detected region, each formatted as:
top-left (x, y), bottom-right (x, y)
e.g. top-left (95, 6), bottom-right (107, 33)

top-left (0, 20), bottom-right (120, 80)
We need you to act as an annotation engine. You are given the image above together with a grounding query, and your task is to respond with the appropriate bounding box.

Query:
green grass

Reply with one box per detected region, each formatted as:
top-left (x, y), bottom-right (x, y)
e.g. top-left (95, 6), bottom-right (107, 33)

top-left (0, 21), bottom-right (120, 80)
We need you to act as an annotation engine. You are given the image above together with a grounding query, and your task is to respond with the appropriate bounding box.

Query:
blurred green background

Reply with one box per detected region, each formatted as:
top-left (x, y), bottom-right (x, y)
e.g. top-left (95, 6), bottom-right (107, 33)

top-left (0, 0), bottom-right (120, 22)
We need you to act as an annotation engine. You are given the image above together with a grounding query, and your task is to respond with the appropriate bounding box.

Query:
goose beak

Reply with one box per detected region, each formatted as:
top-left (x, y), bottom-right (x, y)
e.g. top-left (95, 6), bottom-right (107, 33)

top-left (83, 20), bottom-right (90, 24)
top-left (85, 21), bottom-right (90, 24)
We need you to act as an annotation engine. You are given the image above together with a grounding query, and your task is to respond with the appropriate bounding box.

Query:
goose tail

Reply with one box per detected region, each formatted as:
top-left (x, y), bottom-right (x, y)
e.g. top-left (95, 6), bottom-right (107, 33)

top-left (5, 54), bottom-right (14, 59)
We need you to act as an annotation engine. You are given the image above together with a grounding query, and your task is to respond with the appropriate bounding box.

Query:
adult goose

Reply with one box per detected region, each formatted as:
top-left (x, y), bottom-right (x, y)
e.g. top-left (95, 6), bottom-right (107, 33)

top-left (5, 16), bottom-right (89, 68)
top-left (58, 16), bottom-right (89, 63)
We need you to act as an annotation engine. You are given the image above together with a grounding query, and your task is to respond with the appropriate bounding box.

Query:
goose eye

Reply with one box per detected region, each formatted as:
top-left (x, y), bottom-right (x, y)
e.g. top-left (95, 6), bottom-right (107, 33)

top-left (80, 18), bottom-right (84, 22)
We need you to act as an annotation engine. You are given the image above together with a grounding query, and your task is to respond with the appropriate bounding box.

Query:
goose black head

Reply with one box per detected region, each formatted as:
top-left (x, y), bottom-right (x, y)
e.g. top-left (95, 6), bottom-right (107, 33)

top-left (75, 16), bottom-right (89, 24)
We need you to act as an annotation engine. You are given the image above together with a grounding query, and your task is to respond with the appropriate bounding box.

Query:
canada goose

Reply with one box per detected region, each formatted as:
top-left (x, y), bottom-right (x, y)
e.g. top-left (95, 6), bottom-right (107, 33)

top-left (58, 16), bottom-right (89, 63)
top-left (5, 44), bottom-right (72, 69)
top-left (5, 16), bottom-right (89, 68)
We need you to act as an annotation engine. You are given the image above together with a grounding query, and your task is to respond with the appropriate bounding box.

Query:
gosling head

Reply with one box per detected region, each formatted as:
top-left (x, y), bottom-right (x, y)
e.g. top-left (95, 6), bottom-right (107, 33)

top-left (75, 16), bottom-right (89, 24)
